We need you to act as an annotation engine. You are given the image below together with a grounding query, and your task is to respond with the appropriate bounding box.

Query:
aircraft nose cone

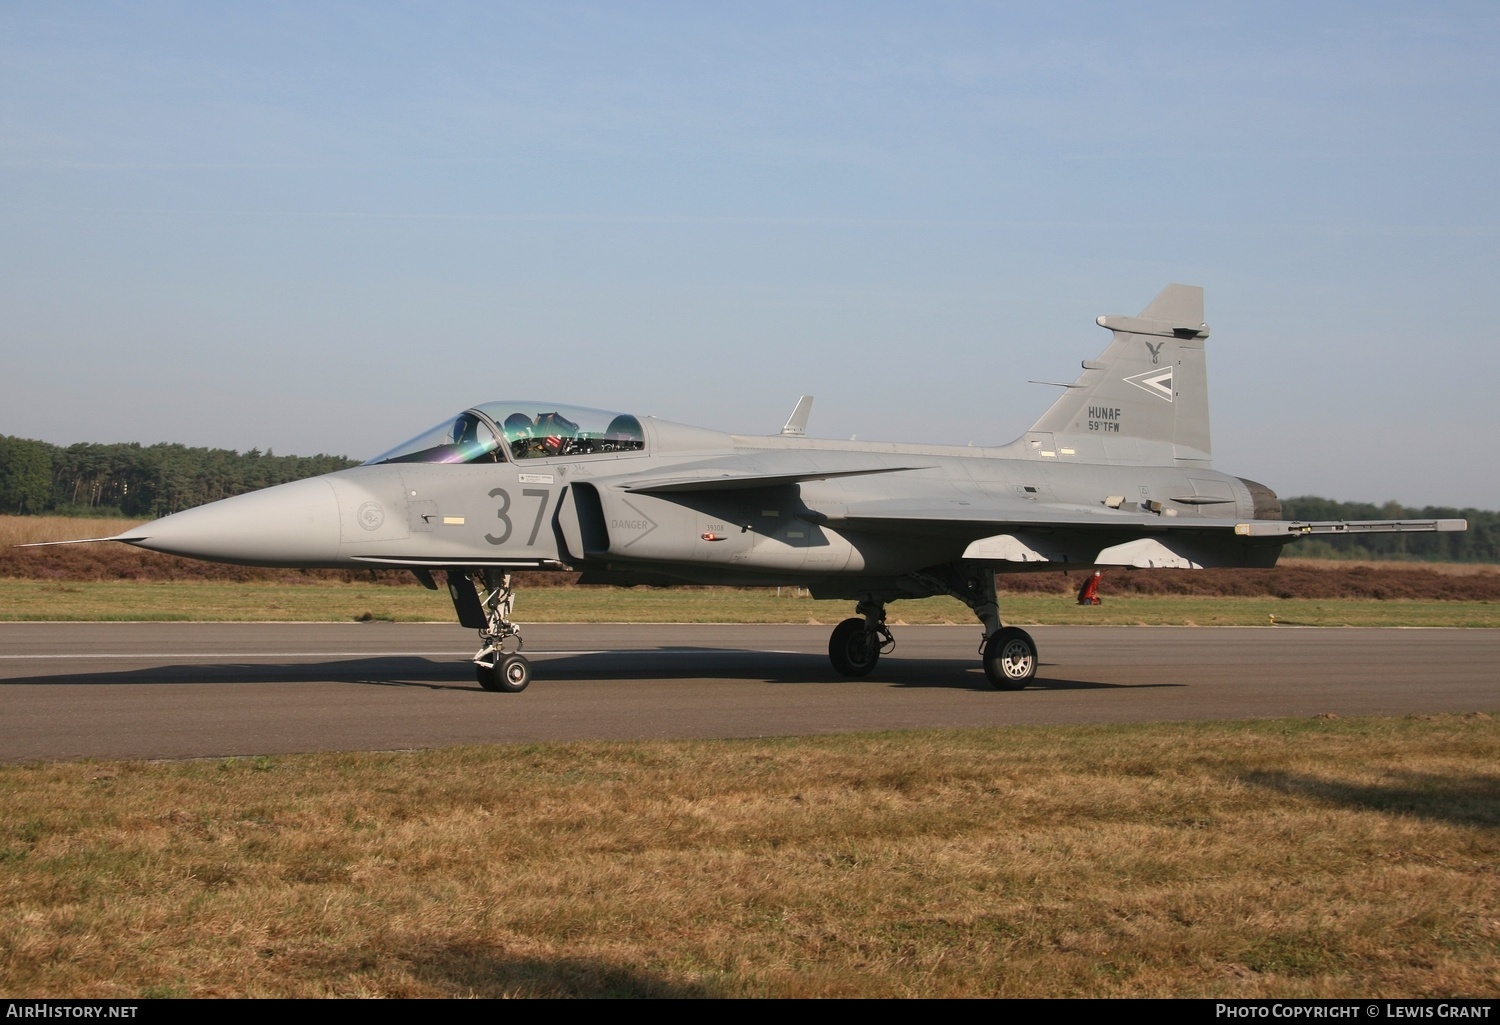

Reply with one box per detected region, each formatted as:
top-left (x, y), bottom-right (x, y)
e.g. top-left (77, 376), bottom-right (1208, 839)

top-left (119, 476), bottom-right (341, 565)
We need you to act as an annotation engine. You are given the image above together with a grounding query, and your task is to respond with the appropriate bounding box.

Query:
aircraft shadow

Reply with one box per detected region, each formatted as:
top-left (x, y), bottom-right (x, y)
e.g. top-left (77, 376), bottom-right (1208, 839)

top-left (2, 648), bottom-right (1181, 692)
top-left (402, 944), bottom-right (723, 998)
top-left (1242, 769), bottom-right (1500, 830)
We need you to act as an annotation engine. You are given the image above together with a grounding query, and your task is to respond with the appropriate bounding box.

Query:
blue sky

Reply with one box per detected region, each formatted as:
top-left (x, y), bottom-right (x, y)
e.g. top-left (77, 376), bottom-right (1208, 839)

top-left (3, 2), bottom-right (1497, 507)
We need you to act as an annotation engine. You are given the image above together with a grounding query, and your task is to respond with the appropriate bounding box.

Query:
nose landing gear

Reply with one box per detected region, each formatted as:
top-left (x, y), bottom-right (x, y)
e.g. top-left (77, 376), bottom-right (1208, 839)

top-left (449, 570), bottom-right (531, 692)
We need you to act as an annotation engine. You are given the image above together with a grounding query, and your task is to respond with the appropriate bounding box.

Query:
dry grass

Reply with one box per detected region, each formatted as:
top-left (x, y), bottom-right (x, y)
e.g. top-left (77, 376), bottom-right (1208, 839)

top-left (0, 515), bottom-right (141, 547)
top-left (1, 716), bottom-right (1497, 998)
top-left (0, 517), bottom-right (413, 585)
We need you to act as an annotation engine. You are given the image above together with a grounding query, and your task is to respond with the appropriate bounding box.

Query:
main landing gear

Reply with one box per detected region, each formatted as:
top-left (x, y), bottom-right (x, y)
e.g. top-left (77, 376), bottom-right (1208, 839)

top-left (828, 600), bottom-right (895, 676)
top-left (450, 570), bottom-right (531, 692)
top-left (981, 627), bottom-right (1037, 690)
top-left (827, 568), bottom-right (1038, 690)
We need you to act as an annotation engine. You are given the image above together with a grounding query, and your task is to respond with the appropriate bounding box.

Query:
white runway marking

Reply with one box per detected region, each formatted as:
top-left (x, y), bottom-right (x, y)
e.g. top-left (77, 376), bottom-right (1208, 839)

top-left (0, 648), bottom-right (803, 661)
top-left (0, 652), bottom-right (473, 661)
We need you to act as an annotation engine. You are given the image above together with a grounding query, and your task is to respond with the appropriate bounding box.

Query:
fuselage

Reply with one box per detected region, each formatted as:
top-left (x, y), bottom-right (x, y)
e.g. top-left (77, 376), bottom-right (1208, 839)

top-left (120, 404), bottom-right (1281, 591)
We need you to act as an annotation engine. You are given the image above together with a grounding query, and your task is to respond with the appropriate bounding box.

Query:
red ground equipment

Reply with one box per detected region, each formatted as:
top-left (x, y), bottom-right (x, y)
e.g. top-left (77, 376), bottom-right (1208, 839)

top-left (1076, 570), bottom-right (1103, 606)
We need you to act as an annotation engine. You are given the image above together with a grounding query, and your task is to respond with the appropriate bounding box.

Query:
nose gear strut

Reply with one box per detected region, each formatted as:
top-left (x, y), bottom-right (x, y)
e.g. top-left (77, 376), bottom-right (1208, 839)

top-left (447, 569), bottom-right (531, 692)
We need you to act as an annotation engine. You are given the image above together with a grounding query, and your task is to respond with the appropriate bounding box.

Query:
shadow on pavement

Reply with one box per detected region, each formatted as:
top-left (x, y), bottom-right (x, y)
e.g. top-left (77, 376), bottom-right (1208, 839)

top-left (2, 646), bottom-right (1185, 692)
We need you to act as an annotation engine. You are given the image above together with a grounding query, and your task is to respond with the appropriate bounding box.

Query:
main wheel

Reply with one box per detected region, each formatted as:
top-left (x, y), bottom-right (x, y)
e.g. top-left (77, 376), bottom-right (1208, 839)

top-left (982, 627), bottom-right (1037, 690)
top-left (829, 617), bottom-right (879, 677)
top-left (476, 653), bottom-right (531, 692)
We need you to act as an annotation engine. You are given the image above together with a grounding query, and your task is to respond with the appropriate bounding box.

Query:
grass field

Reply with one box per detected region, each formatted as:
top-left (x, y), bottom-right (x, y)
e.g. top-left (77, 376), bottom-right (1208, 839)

top-left (2, 577), bottom-right (1498, 628)
top-left (2, 715), bottom-right (1496, 998)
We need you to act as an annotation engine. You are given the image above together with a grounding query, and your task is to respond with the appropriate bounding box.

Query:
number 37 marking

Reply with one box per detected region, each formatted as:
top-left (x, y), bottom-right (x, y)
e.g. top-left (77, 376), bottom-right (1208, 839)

top-left (485, 488), bottom-right (550, 546)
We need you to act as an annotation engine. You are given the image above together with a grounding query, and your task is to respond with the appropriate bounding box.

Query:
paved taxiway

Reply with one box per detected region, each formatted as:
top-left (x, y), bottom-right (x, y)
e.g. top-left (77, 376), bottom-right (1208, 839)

top-left (2, 622), bottom-right (1496, 761)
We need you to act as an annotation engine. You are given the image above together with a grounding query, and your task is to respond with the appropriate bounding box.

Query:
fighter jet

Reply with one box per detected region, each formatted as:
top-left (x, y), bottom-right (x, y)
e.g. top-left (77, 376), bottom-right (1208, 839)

top-left (60, 285), bottom-right (1466, 691)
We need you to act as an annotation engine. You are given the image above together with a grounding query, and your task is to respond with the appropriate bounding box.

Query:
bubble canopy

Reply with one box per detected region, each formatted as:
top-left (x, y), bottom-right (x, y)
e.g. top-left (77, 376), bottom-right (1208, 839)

top-left (364, 402), bottom-right (646, 465)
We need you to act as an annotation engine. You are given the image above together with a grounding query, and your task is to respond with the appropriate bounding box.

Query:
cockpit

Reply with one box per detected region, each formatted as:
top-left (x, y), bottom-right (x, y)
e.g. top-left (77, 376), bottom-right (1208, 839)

top-left (364, 402), bottom-right (646, 466)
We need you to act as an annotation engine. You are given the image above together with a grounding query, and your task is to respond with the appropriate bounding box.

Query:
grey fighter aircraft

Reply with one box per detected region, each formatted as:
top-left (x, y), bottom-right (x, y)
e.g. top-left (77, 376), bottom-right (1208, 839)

top-left (58, 285), bottom-right (1466, 691)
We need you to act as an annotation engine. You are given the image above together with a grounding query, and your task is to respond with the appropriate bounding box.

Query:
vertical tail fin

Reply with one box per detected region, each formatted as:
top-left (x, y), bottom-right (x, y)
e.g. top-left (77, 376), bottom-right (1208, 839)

top-left (1023, 283), bottom-right (1211, 467)
top-left (780, 395), bottom-right (813, 436)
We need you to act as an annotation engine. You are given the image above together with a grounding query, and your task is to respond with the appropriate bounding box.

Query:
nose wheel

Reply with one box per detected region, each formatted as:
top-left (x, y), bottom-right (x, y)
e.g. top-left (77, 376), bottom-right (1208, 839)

top-left (477, 652), bottom-right (531, 693)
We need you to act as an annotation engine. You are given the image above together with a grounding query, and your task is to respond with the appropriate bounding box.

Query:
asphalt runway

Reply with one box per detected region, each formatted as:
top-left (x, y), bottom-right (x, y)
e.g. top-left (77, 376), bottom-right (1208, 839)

top-left (1, 622), bottom-right (1496, 762)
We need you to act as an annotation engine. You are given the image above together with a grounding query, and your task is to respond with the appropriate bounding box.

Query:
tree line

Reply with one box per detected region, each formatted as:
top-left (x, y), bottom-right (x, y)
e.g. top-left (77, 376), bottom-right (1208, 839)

top-left (0, 433), bottom-right (1495, 560)
top-left (0, 435), bottom-right (358, 520)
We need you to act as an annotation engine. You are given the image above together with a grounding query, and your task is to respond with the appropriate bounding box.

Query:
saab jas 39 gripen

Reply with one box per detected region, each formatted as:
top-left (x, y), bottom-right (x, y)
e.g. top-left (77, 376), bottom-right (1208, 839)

top-left (56, 285), bottom-right (1466, 692)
